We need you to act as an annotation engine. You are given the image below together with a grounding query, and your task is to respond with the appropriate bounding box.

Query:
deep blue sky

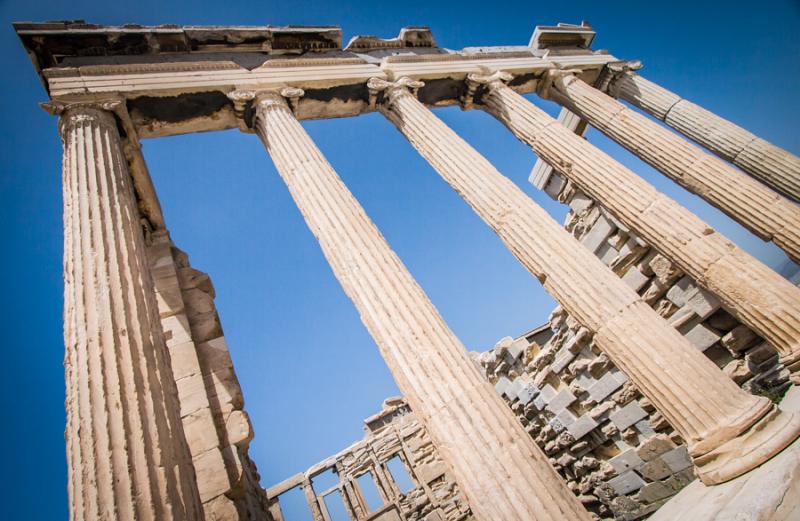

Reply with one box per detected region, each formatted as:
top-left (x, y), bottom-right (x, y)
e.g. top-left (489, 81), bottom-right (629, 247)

top-left (1, 1), bottom-right (798, 519)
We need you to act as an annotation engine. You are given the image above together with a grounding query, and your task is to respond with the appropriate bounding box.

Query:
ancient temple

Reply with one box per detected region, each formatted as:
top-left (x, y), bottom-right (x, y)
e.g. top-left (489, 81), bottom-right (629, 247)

top-left (14, 20), bottom-right (800, 520)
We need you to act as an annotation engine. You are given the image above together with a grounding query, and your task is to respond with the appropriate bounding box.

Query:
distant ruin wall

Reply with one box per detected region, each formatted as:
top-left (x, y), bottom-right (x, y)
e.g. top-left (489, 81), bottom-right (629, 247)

top-left (265, 398), bottom-right (473, 521)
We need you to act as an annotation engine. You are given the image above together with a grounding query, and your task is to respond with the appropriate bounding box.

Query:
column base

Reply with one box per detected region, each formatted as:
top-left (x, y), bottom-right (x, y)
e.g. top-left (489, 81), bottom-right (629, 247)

top-left (690, 401), bottom-right (800, 484)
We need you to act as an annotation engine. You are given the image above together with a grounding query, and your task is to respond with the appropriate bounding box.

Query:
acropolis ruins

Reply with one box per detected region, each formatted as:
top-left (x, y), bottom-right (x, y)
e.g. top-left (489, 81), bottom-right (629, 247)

top-left (14, 20), bottom-right (800, 520)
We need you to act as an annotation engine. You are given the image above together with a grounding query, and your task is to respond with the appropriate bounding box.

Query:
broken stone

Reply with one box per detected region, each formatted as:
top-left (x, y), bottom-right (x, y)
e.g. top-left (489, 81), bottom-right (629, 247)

top-left (639, 457), bottom-right (673, 481)
top-left (609, 402), bottom-right (648, 431)
top-left (607, 470), bottom-right (646, 495)
top-left (721, 325), bottom-right (760, 355)
top-left (568, 414), bottom-right (600, 440)
top-left (636, 434), bottom-right (676, 462)
top-left (660, 445), bottom-right (692, 473)
top-left (621, 266), bottom-right (650, 292)
top-left (682, 323), bottom-right (720, 352)
top-left (588, 371), bottom-right (626, 402)
top-left (609, 449), bottom-right (645, 474)
top-left (581, 214), bottom-right (616, 253)
top-left (546, 388), bottom-right (577, 414)
top-left (636, 481), bottom-right (674, 503)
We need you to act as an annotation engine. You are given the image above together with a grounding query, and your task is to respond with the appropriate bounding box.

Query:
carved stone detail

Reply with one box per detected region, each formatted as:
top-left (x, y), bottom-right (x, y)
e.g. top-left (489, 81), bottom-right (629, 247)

top-left (251, 92), bottom-right (592, 521)
top-left (611, 71), bottom-right (800, 203)
top-left (547, 71), bottom-right (800, 265)
top-left (478, 72), bottom-right (800, 385)
top-left (376, 79), bottom-right (800, 485)
top-left (59, 104), bottom-right (203, 520)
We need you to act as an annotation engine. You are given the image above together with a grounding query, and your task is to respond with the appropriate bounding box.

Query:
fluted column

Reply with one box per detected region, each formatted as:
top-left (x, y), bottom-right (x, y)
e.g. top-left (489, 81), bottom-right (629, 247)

top-left (473, 71), bottom-right (800, 385)
top-left (50, 100), bottom-right (203, 521)
top-left (247, 87), bottom-right (591, 521)
top-left (547, 71), bottom-right (800, 263)
top-left (611, 70), bottom-right (800, 203)
top-left (371, 77), bottom-right (800, 485)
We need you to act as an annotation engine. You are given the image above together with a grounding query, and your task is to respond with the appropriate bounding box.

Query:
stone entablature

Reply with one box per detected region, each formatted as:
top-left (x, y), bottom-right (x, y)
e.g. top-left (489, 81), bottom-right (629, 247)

top-left (16, 21), bottom-right (616, 139)
top-left (18, 19), bottom-right (800, 521)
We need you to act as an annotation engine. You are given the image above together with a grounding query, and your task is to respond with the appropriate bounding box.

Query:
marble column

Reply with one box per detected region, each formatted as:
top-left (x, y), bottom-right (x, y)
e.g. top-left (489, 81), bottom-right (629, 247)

top-left (247, 87), bottom-right (592, 521)
top-left (49, 101), bottom-right (203, 521)
top-left (611, 70), bottom-right (800, 203)
top-left (371, 77), bottom-right (800, 485)
top-left (547, 71), bottom-right (800, 264)
top-left (472, 71), bottom-right (800, 385)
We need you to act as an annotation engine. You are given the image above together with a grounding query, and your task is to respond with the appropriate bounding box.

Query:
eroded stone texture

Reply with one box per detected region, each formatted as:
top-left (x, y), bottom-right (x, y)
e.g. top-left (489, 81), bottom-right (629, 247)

top-left (549, 73), bottom-right (800, 263)
top-left (58, 103), bottom-right (203, 521)
top-left (541, 172), bottom-right (793, 398)
top-left (266, 398), bottom-right (474, 521)
top-left (611, 71), bottom-right (800, 204)
top-left (374, 77), bottom-right (800, 485)
top-left (475, 177), bottom-right (800, 517)
top-left (476, 73), bottom-right (800, 384)
top-left (251, 89), bottom-right (590, 521)
top-left (147, 230), bottom-right (270, 520)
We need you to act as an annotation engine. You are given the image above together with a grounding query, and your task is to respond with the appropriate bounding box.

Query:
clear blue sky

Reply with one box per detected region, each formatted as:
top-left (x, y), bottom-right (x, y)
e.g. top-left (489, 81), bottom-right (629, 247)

top-left (1, 1), bottom-right (798, 519)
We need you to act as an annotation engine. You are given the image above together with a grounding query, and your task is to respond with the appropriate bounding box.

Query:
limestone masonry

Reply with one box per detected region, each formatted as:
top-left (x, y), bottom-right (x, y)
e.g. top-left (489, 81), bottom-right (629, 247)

top-left (15, 19), bottom-right (800, 521)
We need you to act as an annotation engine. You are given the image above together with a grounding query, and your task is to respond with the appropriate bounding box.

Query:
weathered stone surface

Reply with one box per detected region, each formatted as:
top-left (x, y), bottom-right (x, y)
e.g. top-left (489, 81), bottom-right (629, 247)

top-left (58, 105), bottom-right (203, 521)
top-left (547, 388), bottom-right (578, 414)
top-left (609, 450), bottom-right (644, 474)
top-left (554, 73), bottom-right (800, 265)
top-left (608, 471), bottom-right (646, 495)
top-left (609, 403), bottom-right (648, 432)
top-left (636, 434), bottom-right (676, 462)
top-left (614, 71), bottom-right (800, 204)
top-left (255, 89), bottom-right (590, 521)
top-left (683, 323), bottom-right (721, 352)
top-left (490, 75), bottom-right (800, 384)
top-left (722, 325), bottom-right (760, 355)
top-left (660, 446), bottom-right (692, 473)
top-left (394, 73), bottom-right (800, 486)
top-left (650, 438), bottom-right (800, 521)
top-left (588, 371), bottom-right (625, 403)
top-left (568, 414), bottom-right (600, 440)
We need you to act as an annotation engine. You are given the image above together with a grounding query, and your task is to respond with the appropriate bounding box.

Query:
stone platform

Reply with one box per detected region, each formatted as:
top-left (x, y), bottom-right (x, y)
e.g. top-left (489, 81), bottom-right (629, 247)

top-left (649, 387), bottom-right (800, 521)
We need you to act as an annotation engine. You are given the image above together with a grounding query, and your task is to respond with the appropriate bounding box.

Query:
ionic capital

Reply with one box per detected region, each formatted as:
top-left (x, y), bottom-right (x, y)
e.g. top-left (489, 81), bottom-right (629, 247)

top-left (41, 96), bottom-right (125, 135)
top-left (367, 77), bottom-right (424, 109)
top-left (462, 69), bottom-right (512, 109)
top-left (227, 87), bottom-right (305, 130)
top-left (537, 68), bottom-right (582, 99)
top-left (597, 60), bottom-right (643, 97)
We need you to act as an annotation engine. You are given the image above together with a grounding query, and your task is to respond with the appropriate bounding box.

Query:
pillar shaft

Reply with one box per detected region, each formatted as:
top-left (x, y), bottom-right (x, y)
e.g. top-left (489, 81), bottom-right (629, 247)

top-left (477, 76), bottom-right (800, 382)
top-left (58, 104), bottom-right (202, 521)
top-left (549, 73), bottom-right (800, 263)
top-left (373, 78), bottom-right (800, 485)
top-left (251, 90), bottom-right (591, 521)
top-left (612, 71), bottom-right (800, 203)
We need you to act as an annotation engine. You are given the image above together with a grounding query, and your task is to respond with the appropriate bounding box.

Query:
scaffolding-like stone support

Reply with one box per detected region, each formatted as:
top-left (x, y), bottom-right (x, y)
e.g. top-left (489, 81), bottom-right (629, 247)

top-left (52, 101), bottom-right (203, 521)
top-left (372, 76), bottom-right (800, 485)
top-left (473, 72), bottom-right (800, 384)
top-left (610, 70), bottom-right (800, 203)
top-left (248, 88), bottom-right (592, 521)
top-left (548, 72), bottom-right (800, 263)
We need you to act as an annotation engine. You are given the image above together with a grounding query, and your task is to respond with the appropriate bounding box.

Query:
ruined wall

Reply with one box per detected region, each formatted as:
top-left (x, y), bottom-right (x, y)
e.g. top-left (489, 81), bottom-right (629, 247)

top-left (474, 170), bottom-right (794, 520)
top-left (266, 398), bottom-right (473, 521)
top-left (147, 229), bottom-right (270, 520)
